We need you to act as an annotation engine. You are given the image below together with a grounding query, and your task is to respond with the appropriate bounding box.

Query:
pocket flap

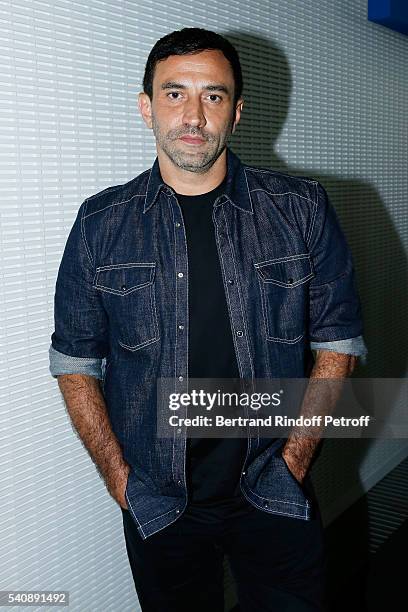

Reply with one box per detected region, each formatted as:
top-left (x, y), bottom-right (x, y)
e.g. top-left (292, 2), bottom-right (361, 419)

top-left (95, 263), bottom-right (156, 295)
top-left (254, 255), bottom-right (313, 287)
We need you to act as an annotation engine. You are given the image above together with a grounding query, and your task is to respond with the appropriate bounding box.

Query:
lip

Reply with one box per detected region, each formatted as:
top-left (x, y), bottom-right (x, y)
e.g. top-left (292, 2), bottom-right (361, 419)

top-left (179, 136), bottom-right (205, 145)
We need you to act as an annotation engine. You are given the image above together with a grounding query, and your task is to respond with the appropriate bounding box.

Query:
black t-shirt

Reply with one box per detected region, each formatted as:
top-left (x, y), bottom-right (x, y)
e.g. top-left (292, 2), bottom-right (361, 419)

top-left (174, 175), bottom-right (253, 522)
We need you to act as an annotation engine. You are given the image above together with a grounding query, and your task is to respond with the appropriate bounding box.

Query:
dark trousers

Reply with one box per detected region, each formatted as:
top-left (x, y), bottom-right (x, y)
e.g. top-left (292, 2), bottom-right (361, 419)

top-left (121, 501), bottom-right (327, 612)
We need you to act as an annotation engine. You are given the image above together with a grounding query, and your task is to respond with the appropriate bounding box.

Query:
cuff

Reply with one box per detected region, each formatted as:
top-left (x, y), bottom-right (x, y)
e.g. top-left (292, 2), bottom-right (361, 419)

top-left (49, 345), bottom-right (105, 379)
top-left (310, 335), bottom-right (368, 365)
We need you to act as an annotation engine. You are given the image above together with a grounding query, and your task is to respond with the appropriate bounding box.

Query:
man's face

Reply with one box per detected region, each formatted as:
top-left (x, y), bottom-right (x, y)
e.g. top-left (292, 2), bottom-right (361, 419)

top-left (139, 49), bottom-right (243, 173)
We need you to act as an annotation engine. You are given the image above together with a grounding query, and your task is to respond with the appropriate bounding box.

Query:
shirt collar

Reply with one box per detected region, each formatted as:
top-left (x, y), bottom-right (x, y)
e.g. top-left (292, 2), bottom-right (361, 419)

top-left (143, 145), bottom-right (253, 214)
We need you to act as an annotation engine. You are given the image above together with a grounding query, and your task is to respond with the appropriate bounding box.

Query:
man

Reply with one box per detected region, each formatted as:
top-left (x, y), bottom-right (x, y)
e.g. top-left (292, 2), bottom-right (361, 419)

top-left (49, 27), bottom-right (367, 612)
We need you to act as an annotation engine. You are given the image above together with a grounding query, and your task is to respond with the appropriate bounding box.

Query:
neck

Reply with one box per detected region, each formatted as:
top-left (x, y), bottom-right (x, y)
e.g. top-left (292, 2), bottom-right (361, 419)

top-left (157, 147), bottom-right (227, 196)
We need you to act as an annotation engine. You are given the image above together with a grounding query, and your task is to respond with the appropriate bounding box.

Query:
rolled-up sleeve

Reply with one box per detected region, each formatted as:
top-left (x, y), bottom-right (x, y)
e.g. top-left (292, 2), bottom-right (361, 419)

top-left (49, 345), bottom-right (106, 379)
top-left (49, 200), bottom-right (109, 379)
top-left (308, 182), bottom-right (367, 364)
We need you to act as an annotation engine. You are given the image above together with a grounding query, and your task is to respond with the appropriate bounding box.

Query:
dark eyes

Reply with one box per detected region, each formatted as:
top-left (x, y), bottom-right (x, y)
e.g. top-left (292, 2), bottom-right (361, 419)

top-left (167, 92), bottom-right (222, 102)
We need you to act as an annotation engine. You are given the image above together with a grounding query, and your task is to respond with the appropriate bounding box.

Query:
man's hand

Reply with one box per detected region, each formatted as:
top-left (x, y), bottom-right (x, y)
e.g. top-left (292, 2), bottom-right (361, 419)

top-left (281, 351), bottom-right (357, 482)
top-left (281, 448), bottom-right (307, 485)
top-left (106, 462), bottom-right (130, 510)
top-left (56, 373), bottom-right (131, 511)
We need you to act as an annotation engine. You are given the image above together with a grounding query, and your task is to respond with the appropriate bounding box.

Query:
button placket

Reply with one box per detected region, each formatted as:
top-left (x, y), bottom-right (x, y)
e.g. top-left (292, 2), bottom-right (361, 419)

top-left (211, 206), bottom-right (252, 378)
top-left (212, 203), bottom-right (256, 464)
top-left (167, 191), bottom-right (189, 494)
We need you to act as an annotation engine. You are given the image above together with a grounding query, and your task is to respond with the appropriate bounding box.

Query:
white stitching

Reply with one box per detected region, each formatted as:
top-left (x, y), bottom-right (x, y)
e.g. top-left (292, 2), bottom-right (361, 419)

top-left (80, 200), bottom-right (94, 267)
top-left (141, 511), bottom-right (183, 538)
top-left (245, 166), bottom-right (318, 186)
top-left (220, 204), bottom-right (258, 448)
top-left (141, 506), bottom-right (179, 527)
top-left (150, 274), bottom-right (160, 341)
top-left (115, 274), bottom-right (160, 350)
top-left (212, 207), bottom-right (244, 377)
top-left (247, 499), bottom-right (309, 518)
top-left (256, 272), bottom-right (314, 289)
top-left (96, 262), bottom-right (155, 271)
top-left (181, 193), bottom-right (188, 500)
top-left (242, 167), bottom-right (254, 213)
top-left (240, 482), bottom-right (310, 518)
top-left (221, 205), bottom-right (256, 445)
top-left (94, 281), bottom-right (153, 295)
top-left (94, 263), bottom-right (155, 294)
top-left (85, 183), bottom-right (127, 202)
top-left (242, 477), bottom-right (310, 508)
top-left (306, 182), bottom-right (319, 247)
top-left (167, 196), bottom-right (178, 485)
top-left (144, 167), bottom-right (153, 212)
top-left (257, 274), bottom-right (270, 346)
top-left (255, 268), bottom-right (307, 344)
top-left (254, 253), bottom-right (310, 266)
top-left (249, 188), bottom-right (316, 206)
top-left (167, 197), bottom-right (178, 481)
top-left (266, 333), bottom-right (305, 344)
top-left (82, 194), bottom-right (146, 219)
top-left (125, 488), bottom-right (146, 539)
top-left (93, 262), bottom-right (160, 350)
top-left (118, 335), bottom-right (159, 352)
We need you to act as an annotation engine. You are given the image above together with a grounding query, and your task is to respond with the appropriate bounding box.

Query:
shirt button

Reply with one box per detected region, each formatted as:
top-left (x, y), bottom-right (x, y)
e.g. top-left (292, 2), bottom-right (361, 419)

top-left (228, 279), bottom-right (234, 284)
top-left (175, 222), bottom-right (181, 227)
top-left (242, 471), bottom-right (246, 476)
top-left (178, 375), bottom-right (183, 381)
top-left (236, 330), bottom-right (243, 337)
top-left (178, 324), bottom-right (184, 330)
top-left (177, 480), bottom-right (182, 486)
top-left (178, 272), bottom-right (184, 278)
top-left (175, 509), bottom-right (180, 514)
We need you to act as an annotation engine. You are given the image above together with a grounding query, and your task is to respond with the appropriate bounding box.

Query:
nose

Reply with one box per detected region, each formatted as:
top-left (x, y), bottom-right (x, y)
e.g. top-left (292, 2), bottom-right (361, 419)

top-left (181, 96), bottom-right (206, 129)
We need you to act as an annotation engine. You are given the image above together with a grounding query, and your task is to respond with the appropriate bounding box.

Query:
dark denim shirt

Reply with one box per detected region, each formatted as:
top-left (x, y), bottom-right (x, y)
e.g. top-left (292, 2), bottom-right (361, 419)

top-left (49, 146), bottom-right (367, 539)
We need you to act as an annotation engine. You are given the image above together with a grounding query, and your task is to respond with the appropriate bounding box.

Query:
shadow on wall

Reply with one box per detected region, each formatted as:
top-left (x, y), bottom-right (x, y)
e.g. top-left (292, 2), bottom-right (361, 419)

top-left (222, 29), bottom-right (408, 610)
top-left (226, 30), bottom-right (408, 379)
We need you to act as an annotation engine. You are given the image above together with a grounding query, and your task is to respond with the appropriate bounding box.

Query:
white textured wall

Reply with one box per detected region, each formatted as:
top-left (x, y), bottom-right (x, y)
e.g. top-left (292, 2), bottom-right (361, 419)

top-left (1, 1), bottom-right (407, 610)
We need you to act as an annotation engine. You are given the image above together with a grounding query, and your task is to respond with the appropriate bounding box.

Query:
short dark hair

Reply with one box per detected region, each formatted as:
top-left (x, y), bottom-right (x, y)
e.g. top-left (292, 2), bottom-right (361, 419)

top-left (142, 28), bottom-right (243, 106)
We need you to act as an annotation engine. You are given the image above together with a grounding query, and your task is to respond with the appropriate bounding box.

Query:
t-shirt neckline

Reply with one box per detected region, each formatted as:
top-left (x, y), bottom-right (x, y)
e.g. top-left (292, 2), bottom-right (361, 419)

top-left (174, 175), bottom-right (227, 200)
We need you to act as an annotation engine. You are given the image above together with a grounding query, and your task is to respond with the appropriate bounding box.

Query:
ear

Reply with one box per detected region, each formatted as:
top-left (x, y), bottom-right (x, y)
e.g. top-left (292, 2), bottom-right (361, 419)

top-left (231, 98), bottom-right (244, 134)
top-left (138, 92), bottom-right (153, 129)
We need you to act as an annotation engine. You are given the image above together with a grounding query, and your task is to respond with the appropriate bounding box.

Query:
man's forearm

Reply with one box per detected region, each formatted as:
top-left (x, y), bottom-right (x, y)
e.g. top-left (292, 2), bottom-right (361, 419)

top-left (282, 351), bottom-right (357, 483)
top-left (57, 373), bottom-right (129, 508)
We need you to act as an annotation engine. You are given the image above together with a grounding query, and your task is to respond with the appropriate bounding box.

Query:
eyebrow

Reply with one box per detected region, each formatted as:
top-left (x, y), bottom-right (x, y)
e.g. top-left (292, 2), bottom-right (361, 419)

top-left (160, 81), bottom-right (231, 95)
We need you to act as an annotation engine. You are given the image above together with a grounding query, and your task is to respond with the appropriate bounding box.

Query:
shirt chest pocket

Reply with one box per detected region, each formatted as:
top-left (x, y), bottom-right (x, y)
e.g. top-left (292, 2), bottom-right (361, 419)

top-left (94, 262), bottom-right (160, 351)
top-left (254, 254), bottom-right (314, 344)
